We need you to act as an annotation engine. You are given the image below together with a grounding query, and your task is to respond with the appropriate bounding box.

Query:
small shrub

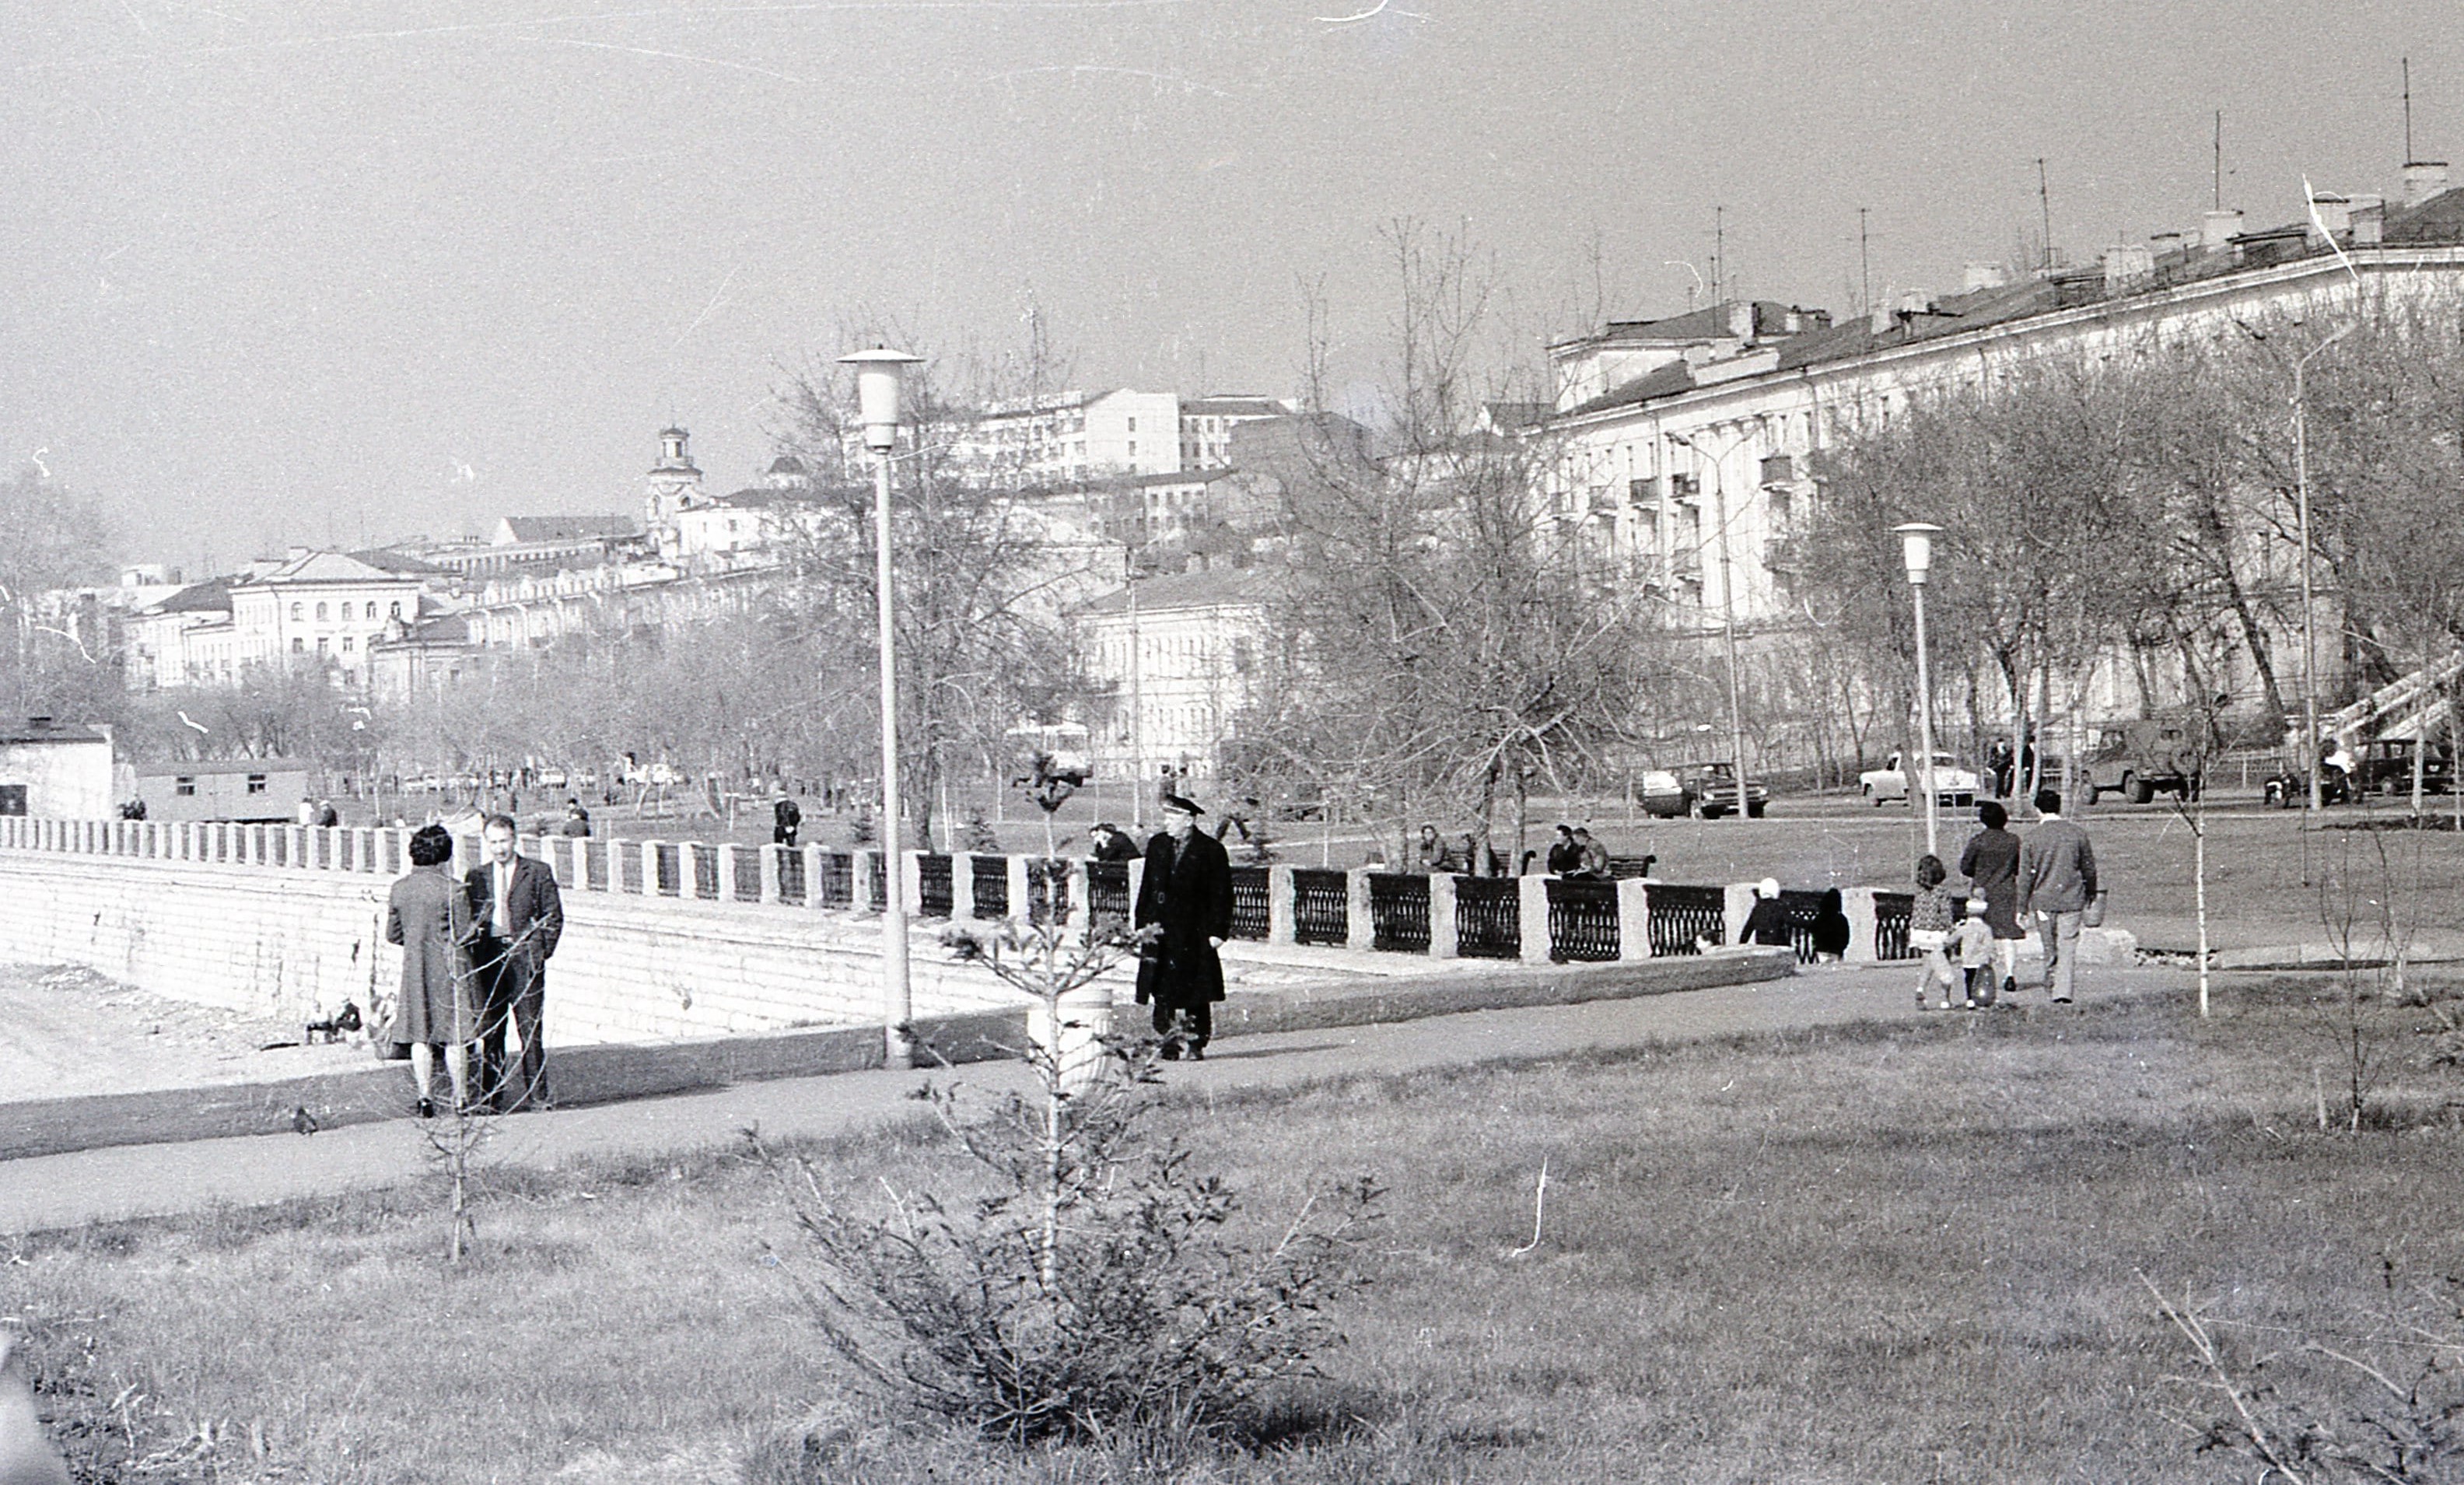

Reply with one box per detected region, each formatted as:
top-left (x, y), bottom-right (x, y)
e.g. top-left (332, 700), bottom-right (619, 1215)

top-left (760, 912), bottom-right (1383, 1446)
top-left (964, 808), bottom-right (1002, 854)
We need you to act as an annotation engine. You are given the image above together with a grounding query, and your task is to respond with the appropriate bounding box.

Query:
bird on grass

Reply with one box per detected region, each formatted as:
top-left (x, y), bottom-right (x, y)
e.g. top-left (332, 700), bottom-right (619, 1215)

top-left (0, 1332), bottom-right (72, 1485)
top-left (290, 1106), bottom-right (319, 1136)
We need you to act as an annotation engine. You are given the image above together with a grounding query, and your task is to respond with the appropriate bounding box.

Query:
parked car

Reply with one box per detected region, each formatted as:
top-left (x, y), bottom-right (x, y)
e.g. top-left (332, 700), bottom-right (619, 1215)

top-left (2080, 716), bottom-right (2215, 804)
top-left (1859, 751), bottom-right (1980, 807)
top-left (1636, 769), bottom-right (1689, 818)
top-left (2353, 737), bottom-right (2454, 796)
top-left (1678, 761), bottom-right (1768, 819)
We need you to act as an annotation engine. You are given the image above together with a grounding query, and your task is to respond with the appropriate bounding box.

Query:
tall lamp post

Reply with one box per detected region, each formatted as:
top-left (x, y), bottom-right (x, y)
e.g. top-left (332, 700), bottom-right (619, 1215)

top-left (1895, 522), bottom-right (1944, 858)
top-left (841, 346), bottom-right (925, 1070)
top-left (1667, 427), bottom-right (1752, 825)
top-left (2291, 322), bottom-right (2352, 818)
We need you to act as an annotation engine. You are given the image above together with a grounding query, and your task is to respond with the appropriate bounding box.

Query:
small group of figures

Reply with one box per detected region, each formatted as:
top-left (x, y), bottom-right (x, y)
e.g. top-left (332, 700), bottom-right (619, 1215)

top-left (384, 814), bottom-right (564, 1118)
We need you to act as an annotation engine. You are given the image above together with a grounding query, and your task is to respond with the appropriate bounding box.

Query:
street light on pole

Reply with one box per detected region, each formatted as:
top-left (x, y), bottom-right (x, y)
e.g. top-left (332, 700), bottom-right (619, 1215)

top-left (840, 345), bottom-right (926, 1070)
top-left (1895, 522), bottom-right (1944, 859)
top-left (1666, 427), bottom-right (1753, 825)
top-left (2291, 322), bottom-right (2352, 820)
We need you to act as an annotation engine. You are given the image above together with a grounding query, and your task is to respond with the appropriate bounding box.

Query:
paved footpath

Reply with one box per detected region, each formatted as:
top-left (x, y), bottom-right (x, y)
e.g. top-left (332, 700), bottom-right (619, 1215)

top-left (0, 961), bottom-right (2186, 1235)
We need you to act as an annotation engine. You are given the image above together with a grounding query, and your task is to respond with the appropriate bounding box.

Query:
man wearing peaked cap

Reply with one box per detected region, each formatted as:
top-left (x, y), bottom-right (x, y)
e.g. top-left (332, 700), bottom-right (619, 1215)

top-left (1134, 793), bottom-right (1234, 1060)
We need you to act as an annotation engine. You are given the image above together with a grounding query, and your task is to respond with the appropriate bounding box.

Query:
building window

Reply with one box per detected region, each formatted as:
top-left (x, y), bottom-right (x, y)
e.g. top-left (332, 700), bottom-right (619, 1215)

top-left (292, 637), bottom-right (305, 654)
top-left (174, 776), bottom-right (197, 797)
top-left (366, 602), bottom-right (378, 620)
top-left (317, 636), bottom-right (329, 655)
top-left (246, 774), bottom-right (267, 795)
top-left (341, 636), bottom-right (354, 653)
top-left (316, 602), bottom-right (328, 622)
top-left (1127, 417), bottom-right (1137, 432)
top-left (290, 602), bottom-right (303, 621)
top-left (390, 601), bottom-right (402, 618)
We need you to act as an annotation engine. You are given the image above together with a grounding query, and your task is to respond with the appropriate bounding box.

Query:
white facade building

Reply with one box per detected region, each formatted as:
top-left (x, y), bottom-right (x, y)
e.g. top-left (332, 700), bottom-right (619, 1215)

top-left (1073, 569), bottom-right (1271, 783)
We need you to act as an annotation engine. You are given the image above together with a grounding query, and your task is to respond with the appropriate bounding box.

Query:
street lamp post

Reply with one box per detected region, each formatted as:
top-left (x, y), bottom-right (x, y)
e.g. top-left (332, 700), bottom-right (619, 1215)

top-left (841, 346), bottom-right (926, 1070)
top-left (1667, 427), bottom-right (1752, 825)
top-left (2291, 323), bottom-right (2352, 819)
top-left (1895, 523), bottom-right (1944, 858)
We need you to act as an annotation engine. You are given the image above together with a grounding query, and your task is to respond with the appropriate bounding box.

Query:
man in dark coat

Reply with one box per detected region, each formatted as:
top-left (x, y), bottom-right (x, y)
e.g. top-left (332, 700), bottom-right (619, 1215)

top-left (466, 813), bottom-right (565, 1111)
top-left (1133, 793), bottom-right (1234, 1060)
top-left (772, 793), bottom-right (802, 848)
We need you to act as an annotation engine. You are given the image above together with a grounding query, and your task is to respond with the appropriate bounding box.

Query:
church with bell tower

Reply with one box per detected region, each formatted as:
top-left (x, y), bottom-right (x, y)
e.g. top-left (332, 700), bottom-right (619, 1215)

top-left (643, 426), bottom-right (705, 560)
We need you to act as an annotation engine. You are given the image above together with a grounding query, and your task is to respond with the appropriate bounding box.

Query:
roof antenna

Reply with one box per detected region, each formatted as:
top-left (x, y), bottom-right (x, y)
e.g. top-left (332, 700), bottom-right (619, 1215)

top-left (1858, 207), bottom-right (1871, 314)
top-left (1711, 205), bottom-right (1724, 307)
top-left (2213, 110), bottom-right (2223, 211)
top-left (2405, 55), bottom-right (2415, 162)
top-left (2036, 158), bottom-right (2053, 272)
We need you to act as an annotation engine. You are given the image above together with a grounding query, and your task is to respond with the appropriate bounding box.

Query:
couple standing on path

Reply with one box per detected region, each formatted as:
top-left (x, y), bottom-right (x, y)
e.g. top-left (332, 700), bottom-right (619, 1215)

top-left (1943, 790), bottom-right (2101, 1005)
top-left (384, 814), bottom-right (565, 1117)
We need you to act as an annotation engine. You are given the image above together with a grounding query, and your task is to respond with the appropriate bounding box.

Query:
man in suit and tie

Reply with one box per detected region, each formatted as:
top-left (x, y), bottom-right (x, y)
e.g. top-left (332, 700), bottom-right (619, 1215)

top-left (1133, 793), bottom-right (1234, 1060)
top-left (467, 813), bottom-right (565, 1112)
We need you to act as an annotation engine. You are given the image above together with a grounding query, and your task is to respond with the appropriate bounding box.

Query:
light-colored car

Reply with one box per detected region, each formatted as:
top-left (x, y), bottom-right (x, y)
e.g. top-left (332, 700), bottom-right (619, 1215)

top-left (1636, 769), bottom-right (1689, 818)
top-left (1860, 751), bottom-right (1979, 807)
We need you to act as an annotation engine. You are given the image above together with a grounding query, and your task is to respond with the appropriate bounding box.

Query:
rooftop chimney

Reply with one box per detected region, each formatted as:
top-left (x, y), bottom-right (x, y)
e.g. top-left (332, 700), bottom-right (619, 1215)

top-left (1870, 304), bottom-right (1894, 337)
top-left (2308, 193), bottom-right (2353, 240)
top-left (2150, 230), bottom-right (2188, 257)
top-left (2200, 208), bottom-right (2245, 250)
top-left (1726, 301), bottom-right (1755, 340)
top-left (1895, 290), bottom-right (1931, 316)
top-left (2404, 160), bottom-right (2451, 208)
top-left (1962, 261), bottom-right (2009, 292)
top-left (2350, 194), bottom-right (2386, 244)
top-left (2102, 243), bottom-right (2154, 292)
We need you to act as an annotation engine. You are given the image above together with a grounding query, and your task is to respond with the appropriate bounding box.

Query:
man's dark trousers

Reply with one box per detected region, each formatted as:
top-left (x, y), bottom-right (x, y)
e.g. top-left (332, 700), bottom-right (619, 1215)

top-left (471, 935), bottom-right (548, 1111)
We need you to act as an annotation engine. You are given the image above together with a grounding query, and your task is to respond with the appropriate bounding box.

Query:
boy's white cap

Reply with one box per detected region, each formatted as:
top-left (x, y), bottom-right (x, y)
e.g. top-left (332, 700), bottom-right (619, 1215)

top-left (1965, 896), bottom-right (1989, 910)
top-left (1756, 877), bottom-right (1780, 898)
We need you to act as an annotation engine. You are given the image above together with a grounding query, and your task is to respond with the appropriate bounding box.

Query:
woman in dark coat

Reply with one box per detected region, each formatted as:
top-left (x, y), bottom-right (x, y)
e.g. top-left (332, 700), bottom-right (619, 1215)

top-left (1957, 800), bottom-right (2024, 998)
top-left (1811, 888), bottom-right (1853, 961)
top-left (387, 823), bottom-right (475, 1117)
top-left (1133, 795), bottom-right (1234, 1060)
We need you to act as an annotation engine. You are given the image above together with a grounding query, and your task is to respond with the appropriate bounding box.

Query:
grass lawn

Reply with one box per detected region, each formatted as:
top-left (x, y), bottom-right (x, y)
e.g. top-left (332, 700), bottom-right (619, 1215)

top-left (12, 977), bottom-right (2464, 1482)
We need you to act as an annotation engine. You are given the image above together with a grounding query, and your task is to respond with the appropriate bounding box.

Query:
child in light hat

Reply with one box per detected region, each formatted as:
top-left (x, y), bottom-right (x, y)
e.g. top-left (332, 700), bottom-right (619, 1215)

top-left (1953, 896), bottom-right (1999, 1009)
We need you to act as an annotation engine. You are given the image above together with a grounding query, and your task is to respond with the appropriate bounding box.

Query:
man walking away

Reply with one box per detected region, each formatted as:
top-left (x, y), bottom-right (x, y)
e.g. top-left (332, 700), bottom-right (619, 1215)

top-left (466, 814), bottom-right (565, 1111)
top-left (2017, 789), bottom-right (2098, 1005)
top-left (1133, 793), bottom-right (1234, 1060)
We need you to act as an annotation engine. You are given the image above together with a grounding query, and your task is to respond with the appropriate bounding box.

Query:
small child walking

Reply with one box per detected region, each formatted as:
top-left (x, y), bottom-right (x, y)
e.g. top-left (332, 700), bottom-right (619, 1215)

top-left (1953, 896), bottom-right (1998, 1009)
top-left (1909, 854), bottom-right (1959, 1010)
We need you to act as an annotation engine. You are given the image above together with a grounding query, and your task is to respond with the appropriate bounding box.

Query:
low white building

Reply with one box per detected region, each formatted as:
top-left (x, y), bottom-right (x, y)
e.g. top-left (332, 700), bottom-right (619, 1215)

top-left (0, 719), bottom-right (115, 817)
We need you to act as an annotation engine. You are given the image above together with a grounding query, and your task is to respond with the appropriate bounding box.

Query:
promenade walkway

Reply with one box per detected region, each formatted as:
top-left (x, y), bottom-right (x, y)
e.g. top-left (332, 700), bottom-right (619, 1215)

top-left (0, 959), bottom-right (2186, 1235)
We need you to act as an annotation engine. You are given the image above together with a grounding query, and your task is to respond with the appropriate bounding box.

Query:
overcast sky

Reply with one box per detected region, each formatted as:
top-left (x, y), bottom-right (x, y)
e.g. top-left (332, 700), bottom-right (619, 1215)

top-left (3, 1), bottom-right (2458, 573)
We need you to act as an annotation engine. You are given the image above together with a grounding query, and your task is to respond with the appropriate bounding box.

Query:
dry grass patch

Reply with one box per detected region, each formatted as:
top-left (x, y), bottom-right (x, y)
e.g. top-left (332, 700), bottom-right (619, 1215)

top-left (9, 985), bottom-right (2464, 1481)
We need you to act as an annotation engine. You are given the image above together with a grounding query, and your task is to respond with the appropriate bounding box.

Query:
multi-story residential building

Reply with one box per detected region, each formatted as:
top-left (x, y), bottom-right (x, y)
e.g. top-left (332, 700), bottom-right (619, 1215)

top-left (1178, 395), bottom-right (1294, 469)
top-left (1071, 569), bottom-right (1272, 783)
top-left (1543, 161), bottom-right (2464, 713)
top-left (228, 551), bottom-right (434, 688)
top-left (947, 389), bottom-right (1185, 485)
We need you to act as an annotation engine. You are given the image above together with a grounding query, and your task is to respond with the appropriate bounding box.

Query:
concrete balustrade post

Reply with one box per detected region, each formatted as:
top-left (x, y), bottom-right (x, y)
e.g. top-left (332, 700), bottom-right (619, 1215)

top-left (1346, 869), bottom-right (1375, 951)
top-left (1843, 887), bottom-right (1881, 962)
top-left (950, 852), bottom-right (977, 919)
top-left (1068, 857), bottom-right (1091, 926)
top-left (287, 825), bottom-right (306, 867)
top-left (1268, 865), bottom-right (1295, 944)
top-left (1006, 853), bottom-right (1031, 923)
top-left (851, 849), bottom-right (877, 912)
top-left (1429, 873), bottom-right (1459, 959)
top-left (640, 841), bottom-right (663, 895)
top-left (901, 849), bottom-right (922, 918)
top-left (800, 845), bottom-right (825, 909)
top-left (1518, 874), bottom-right (1553, 964)
top-left (756, 843), bottom-right (779, 903)
top-left (716, 843), bottom-right (742, 902)
top-left (1616, 879), bottom-right (1652, 961)
top-left (1724, 883), bottom-right (1759, 947)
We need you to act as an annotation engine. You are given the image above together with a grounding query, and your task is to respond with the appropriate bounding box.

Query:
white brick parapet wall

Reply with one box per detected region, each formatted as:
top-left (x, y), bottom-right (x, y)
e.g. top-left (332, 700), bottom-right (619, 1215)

top-left (0, 819), bottom-right (1920, 1045)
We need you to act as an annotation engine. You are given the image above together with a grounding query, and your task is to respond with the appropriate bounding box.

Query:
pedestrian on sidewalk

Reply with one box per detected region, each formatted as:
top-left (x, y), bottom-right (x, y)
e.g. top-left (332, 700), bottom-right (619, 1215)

top-left (1958, 800), bottom-right (2024, 1002)
top-left (1954, 897), bottom-right (1998, 1008)
top-left (384, 824), bottom-right (474, 1118)
top-left (2018, 788), bottom-right (2098, 1004)
top-left (1909, 854), bottom-right (1959, 1010)
top-left (1134, 793), bottom-right (1233, 1061)
top-left (466, 813), bottom-right (565, 1111)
